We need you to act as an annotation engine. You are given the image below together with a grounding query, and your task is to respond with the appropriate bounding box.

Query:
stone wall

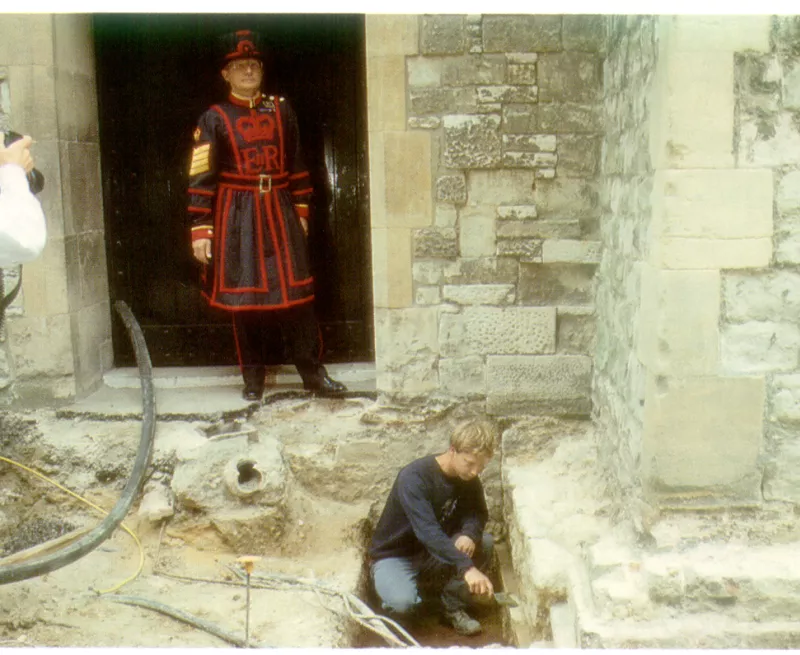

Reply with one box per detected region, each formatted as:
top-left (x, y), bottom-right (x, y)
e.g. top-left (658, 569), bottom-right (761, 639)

top-left (592, 17), bottom-right (658, 505)
top-left (368, 15), bottom-right (605, 416)
top-left (0, 14), bottom-right (112, 405)
top-left (730, 16), bottom-right (800, 503)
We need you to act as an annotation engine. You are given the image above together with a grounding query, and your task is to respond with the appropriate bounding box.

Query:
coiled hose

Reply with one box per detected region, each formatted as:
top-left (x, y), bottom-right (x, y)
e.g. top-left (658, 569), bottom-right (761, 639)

top-left (0, 300), bottom-right (156, 585)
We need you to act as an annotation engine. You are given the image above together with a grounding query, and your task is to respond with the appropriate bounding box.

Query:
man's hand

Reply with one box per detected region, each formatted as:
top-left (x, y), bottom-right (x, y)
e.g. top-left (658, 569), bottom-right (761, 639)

top-left (192, 238), bottom-right (212, 265)
top-left (464, 566), bottom-right (493, 597)
top-left (454, 535), bottom-right (476, 558)
top-left (0, 135), bottom-right (34, 173)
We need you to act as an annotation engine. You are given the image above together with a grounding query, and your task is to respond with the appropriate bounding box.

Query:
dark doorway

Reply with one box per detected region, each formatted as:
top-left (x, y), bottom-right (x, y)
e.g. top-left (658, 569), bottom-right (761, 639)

top-left (93, 14), bottom-right (372, 367)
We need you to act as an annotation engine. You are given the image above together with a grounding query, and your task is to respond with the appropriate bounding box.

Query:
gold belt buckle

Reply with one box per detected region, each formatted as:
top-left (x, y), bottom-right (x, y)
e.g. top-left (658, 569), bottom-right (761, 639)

top-left (258, 174), bottom-right (272, 194)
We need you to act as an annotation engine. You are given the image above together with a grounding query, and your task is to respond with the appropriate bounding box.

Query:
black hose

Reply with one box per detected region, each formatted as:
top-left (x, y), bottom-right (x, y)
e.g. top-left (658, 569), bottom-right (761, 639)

top-left (108, 595), bottom-right (268, 648)
top-left (0, 300), bottom-right (156, 585)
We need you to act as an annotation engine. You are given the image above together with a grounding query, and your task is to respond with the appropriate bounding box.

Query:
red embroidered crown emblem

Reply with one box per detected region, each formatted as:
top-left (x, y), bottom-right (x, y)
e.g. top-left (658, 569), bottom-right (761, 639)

top-left (237, 39), bottom-right (255, 56)
top-left (236, 114), bottom-right (276, 142)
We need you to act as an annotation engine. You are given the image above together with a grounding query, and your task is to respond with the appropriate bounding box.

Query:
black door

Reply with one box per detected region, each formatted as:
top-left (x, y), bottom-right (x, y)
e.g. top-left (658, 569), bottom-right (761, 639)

top-left (93, 14), bottom-right (372, 367)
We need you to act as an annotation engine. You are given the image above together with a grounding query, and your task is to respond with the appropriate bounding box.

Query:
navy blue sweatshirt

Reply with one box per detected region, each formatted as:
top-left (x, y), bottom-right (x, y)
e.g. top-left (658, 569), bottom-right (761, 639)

top-left (368, 454), bottom-right (488, 576)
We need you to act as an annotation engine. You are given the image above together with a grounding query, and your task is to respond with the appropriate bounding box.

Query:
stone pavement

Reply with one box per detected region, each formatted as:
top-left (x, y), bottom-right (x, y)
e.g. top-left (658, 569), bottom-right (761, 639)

top-left (59, 363), bottom-right (377, 419)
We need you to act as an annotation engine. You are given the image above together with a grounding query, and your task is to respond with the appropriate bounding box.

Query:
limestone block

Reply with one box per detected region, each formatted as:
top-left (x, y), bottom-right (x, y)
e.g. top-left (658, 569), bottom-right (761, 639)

top-left (777, 170), bottom-right (800, 215)
top-left (735, 54), bottom-right (781, 115)
top-left (496, 237), bottom-right (541, 262)
top-left (138, 485), bottom-right (174, 523)
top-left (53, 15), bottom-right (95, 76)
top-left (638, 267), bottom-right (720, 376)
top-left (486, 355), bottom-right (592, 416)
top-left (497, 205), bottom-right (538, 220)
top-left (414, 257), bottom-right (518, 287)
top-left (72, 300), bottom-right (112, 394)
top-left (439, 355), bottom-right (487, 396)
top-left (9, 65), bottom-right (58, 141)
top-left (477, 85), bottom-right (538, 104)
top-left (557, 134), bottom-right (601, 177)
top-left (557, 308), bottom-right (596, 355)
top-left (669, 15), bottom-right (771, 53)
top-left (440, 306), bottom-right (555, 358)
top-left (538, 102), bottom-right (603, 134)
top-left (408, 117), bottom-right (441, 130)
top-left (78, 232), bottom-right (109, 306)
top-left (407, 56), bottom-right (442, 87)
top-left (482, 15), bottom-right (562, 53)
top-left (468, 169), bottom-right (536, 206)
top-left (415, 286), bottom-right (441, 305)
top-left (498, 219), bottom-right (581, 240)
top-left (723, 271), bottom-right (800, 323)
top-left (443, 114), bottom-right (501, 169)
top-left (533, 177), bottom-right (598, 219)
top-left (773, 16), bottom-right (800, 53)
top-left (562, 15), bottom-right (606, 53)
top-left (371, 227), bottom-right (412, 309)
top-left (365, 15), bottom-right (419, 56)
top-left (502, 133), bottom-right (557, 152)
top-left (436, 174), bottom-right (467, 205)
top-left (642, 375), bottom-right (765, 501)
top-left (420, 15), bottom-right (465, 55)
top-left (412, 260), bottom-right (461, 285)
top-left (658, 51), bottom-right (735, 169)
top-left (783, 58), bottom-right (800, 110)
top-left (502, 104), bottom-right (537, 134)
top-left (739, 111), bottom-right (800, 168)
top-left (538, 52), bottom-right (602, 103)
top-left (413, 227), bottom-right (458, 259)
top-left (658, 237), bottom-right (772, 270)
top-left (519, 263), bottom-right (596, 306)
top-left (721, 321), bottom-right (800, 374)
top-left (434, 204), bottom-right (458, 227)
top-left (55, 71), bottom-right (99, 143)
top-left (507, 59), bottom-right (537, 86)
top-left (368, 132), bottom-right (387, 228)
top-left (366, 55), bottom-right (406, 132)
top-left (8, 314), bottom-right (74, 379)
top-left (409, 87), bottom-right (454, 116)
top-left (0, 14), bottom-right (54, 66)
top-left (762, 428), bottom-right (800, 503)
top-left (776, 224), bottom-right (800, 265)
top-left (770, 375), bottom-right (800, 424)
top-left (502, 151), bottom-right (557, 169)
top-left (542, 240), bottom-right (601, 264)
top-left (658, 169), bottom-right (773, 239)
top-left (22, 235), bottom-right (69, 317)
top-left (385, 131), bottom-right (432, 228)
top-left (459, 205), bottom-right (496, 257)
top-left (442, 284), bottom-right (515, 306)
top-left (441, 54), bottom-right (507, 86)
top-left (374, 307), bottom-right (439, 395)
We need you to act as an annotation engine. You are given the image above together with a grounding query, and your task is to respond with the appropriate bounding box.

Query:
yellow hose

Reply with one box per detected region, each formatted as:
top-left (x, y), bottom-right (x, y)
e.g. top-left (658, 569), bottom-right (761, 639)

top-left (0, 454), bottom-right (144, 594)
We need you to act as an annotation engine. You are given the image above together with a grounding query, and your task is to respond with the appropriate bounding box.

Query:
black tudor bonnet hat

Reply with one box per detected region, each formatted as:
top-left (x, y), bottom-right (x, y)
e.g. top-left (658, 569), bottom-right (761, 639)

top-left (218, 29), bottom-right (264, 68)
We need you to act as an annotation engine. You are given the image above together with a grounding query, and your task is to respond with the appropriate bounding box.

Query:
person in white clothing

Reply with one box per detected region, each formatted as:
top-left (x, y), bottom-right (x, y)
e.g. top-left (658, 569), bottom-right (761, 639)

top-left (0, 134), bottom-right (46, 266)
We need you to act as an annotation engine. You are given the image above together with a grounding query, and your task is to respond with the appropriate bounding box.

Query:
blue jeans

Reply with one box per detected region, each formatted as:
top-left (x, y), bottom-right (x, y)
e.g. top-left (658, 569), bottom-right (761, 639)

top-left (370, 532), bottom-right (494, 617)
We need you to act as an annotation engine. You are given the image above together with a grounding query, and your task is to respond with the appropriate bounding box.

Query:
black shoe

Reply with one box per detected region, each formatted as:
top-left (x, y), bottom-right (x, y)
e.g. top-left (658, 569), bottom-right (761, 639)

top-left (303, 374), bottom-right (347, 396)
top-left (444, 609), bottom-right (481, 636)
top-left (242, 385), bottom-right (264, 402)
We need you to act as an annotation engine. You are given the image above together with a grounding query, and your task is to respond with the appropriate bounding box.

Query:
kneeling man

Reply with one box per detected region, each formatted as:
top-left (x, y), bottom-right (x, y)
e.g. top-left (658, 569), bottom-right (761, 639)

top-left (368, 417), bottom-right (499, 636)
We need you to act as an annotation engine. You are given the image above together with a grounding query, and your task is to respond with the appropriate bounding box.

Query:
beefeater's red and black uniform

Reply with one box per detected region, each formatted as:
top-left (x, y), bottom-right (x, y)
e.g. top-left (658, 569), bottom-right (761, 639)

top-left (187, 92), bottom-right (323, 386)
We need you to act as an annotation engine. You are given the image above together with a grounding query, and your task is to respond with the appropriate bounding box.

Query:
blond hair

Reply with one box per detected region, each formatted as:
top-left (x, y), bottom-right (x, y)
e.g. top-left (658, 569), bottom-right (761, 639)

top-left (450, 417), bottom-right (500, 457)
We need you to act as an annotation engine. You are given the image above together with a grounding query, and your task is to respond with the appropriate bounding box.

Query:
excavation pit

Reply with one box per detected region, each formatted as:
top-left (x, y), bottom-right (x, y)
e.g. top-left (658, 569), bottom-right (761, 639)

top-left (0, 396), bottom-right (536, 649)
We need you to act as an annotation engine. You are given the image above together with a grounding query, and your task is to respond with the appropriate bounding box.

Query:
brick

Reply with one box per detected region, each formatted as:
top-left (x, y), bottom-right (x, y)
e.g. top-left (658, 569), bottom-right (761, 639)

top-left (440, 306), bottom-right (556, 357)
top-left (486, 355), bottom-right (593, 416)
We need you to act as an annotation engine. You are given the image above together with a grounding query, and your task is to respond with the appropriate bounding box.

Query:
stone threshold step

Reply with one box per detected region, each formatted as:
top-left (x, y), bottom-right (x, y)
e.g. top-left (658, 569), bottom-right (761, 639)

top-left (104, 363), bottom-right (376, 389)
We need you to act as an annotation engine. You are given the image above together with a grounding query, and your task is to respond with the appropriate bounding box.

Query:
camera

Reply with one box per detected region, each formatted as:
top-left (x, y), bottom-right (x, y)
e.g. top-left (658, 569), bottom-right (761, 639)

top-left (3, 130), bottom-right (45, 195)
